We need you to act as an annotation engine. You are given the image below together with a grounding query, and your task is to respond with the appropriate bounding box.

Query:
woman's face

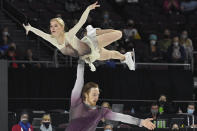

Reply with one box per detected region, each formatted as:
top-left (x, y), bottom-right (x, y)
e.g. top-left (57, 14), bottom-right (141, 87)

top-left (102, 102), bottom-right (110, 108)
top-left (50, 20), bottom-right (64, 37)
top-left (42, 118), bottom-right (51, 123)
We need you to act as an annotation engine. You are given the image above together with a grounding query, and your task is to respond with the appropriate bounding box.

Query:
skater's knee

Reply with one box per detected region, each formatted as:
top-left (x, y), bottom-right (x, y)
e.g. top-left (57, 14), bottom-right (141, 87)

top-left (114, 30), bottom-right (122, 40)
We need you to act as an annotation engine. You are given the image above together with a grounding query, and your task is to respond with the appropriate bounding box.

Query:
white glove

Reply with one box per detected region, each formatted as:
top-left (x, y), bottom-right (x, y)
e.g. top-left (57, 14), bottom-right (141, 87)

top-left (89, 63), bottom-right (96, 72)
top-left (22, 23), bottom-right (31, 35)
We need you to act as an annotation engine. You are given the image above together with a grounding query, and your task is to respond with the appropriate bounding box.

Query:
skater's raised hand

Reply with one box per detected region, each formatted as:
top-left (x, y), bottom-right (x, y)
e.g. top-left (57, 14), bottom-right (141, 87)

top-left (88, 1), bottom-right (100, 10)
top-left (23, 23), bottom-right (31, 35)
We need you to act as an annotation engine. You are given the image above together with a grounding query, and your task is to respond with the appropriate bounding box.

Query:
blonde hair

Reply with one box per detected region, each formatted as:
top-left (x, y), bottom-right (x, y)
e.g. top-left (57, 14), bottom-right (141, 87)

top-left (50, 18), bottom-right (67, 38)
top-left (101, 102), bottom-right (111, 109)
top-left (42, 114), bottom-right (51, 121)
top-left (50, 17), bottom-right (65, 29)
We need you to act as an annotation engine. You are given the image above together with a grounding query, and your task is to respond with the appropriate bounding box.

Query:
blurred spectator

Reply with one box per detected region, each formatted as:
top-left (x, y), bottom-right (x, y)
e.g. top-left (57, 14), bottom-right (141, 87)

top-left (158, 94), bottom-right (177, 114)
top-left (163, 0), bottom-right (180, 14)
top-left (158, 95), bottom-right (167, 103)
top-left (104, 124), bottom-right (113, 131)
top-left (123, 19), bottom-right (141, 43)
top-left (186, 103), bottom-right (197, 128)
top-left (0, 35), bottom-right (10, 55)
top-left (102, 102), bottom-right (111, 109)
top-left (171, 123), bottom-right (179, 131)
top-left (158, 29), bottom-right (172, 60)
top-left (187, 102), bottom-right (195, 115)
top-left (6, 46), bottom-right (18, 68)
top-left (179, 30), bottom-right (193, 63)
top-left (65, 0), bottom-right (80, 12)
top-left (147, 34), bottom-right (162, 62)
top-left (158, 94), bottom-right (167, 114)
top-left (10, 42), bottom-right (16, 50)
top-left (12, 112), bottom-right (33, 131)
top-left (101, 11), bottom-right (113, 28)
top-left (98, 102), bottom-right (113, 127)
top-left (180, 0), bottom-right (197, 13)
top-left (22, 49), bottom-right (41, 68)
top-left (147, 103), bottom-right (159, 120)
top-left (1, 26), bottom-right (10, 37)
top-left (167, 36), bottom-right (186, 63)
top-left (40, 114), bottom-right (54, 131)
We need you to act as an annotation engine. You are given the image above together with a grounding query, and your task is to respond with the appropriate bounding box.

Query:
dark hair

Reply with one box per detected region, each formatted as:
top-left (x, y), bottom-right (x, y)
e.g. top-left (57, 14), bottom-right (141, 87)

top-left (82, 82), bottom-right (99, 100)
top-left (20, 111), bottom-right (29, 117)
top-left (8, 47), bottom-right (15, 52)
top-left (151, 102), bottom-right (158, 107)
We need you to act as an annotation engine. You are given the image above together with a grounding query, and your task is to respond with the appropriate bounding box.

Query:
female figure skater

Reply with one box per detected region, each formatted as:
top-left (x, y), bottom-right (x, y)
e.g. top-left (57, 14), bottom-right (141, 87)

top-left (23, 1), bottom-right (135, 71)
top-left (66, 61), bottom-right (155, 131)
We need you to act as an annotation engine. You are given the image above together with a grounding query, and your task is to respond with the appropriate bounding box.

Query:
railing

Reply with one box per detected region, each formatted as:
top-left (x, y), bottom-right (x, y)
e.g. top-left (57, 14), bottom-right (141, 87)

top-left (6, 58), bottom-right (192, 70)
top-left (8, 97), bottom-right (197, 103)
top-left (8, 60), bottom-right (54, 68)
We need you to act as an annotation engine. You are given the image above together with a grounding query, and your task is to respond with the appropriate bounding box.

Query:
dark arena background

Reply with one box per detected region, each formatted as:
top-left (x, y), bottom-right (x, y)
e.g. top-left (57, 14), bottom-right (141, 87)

top-left (0, 0), bottom-right (197, 130)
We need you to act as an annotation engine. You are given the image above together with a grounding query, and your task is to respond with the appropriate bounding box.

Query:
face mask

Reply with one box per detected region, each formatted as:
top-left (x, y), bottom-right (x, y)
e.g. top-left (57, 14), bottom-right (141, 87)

top-left (3, 32), bottom-right (8, 36)
top-left (104, 14), bottom-right (109, 19)
top-left (159, 101), bottom-right (165, 106)
top-left (128, 23), bottom-right (134, 28)
top-left (43, 122), bottom-right (50, 128)
top-left (150, 40), bottom-right (156, 45)
top-left (181, 35), bottom-right (187, 39)
top-left (151, 109), bottom-right (158, 115)
top-left (104, 130), bottom-right (112, 131)
top-left (21, 119), bottom-right (28, 124)
top-left (173, 42), bottom-right (179, 46)
top-left (187, 109), bottom-right (194, 114)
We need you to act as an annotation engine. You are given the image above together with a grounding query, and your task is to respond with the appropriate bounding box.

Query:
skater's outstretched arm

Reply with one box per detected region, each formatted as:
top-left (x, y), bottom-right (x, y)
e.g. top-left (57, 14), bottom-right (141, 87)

top-left (104, 111), bottom-right (155, 130)
top-left (23, 23), bottom-right (62, 50)
top-left (67, 1), bottom-right (100, 38)
top-left (71, 60), bottom-right (85, 107)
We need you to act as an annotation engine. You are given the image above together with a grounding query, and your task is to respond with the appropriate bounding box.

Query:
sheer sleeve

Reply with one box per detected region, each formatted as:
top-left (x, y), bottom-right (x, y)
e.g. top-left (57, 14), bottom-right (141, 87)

top-left (71, 61), bottom-right (85, 107)
top-left (29, 26), bottom-right (63, 50)
top-left (67, 7), bottom-right (90, 37)
top-left (103, 109), bottom-right (143, 127)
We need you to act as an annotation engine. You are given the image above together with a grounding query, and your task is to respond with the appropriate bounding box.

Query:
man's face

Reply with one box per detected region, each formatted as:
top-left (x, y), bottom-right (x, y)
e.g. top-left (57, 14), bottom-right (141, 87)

top-left (188, 105), bottom-right (195, 110)
top-left (85, 88), bottom-right (100, 106)
top-left (173, 37), bottom-right (179, 43)
top-left (151, 105), bottom-right (159, 110)
top-left (151, 105), bottom-right (159, 114)
top-left (20, 114), bottom-right (29, 124)
top-left (187, 105), bottom-right (195, 114)
top-left (104, 124), bottom-right (113, 131)
top-left (164, 29), bottom-right (170, 36)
